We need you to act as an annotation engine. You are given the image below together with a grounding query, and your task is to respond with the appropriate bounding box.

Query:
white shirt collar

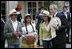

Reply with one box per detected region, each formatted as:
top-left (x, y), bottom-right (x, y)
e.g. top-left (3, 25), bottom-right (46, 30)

top-left (63, 11), bottom-right (67, 13)
top-left (1, 18), bottom-right (5, 23)
top-left (44, 22), bottom-right (50, 32)
top-left (54, 12), bottom-right (58, 17)
top-left (10, 18), bottom-right (17, 23)
top-left (63, 12), bottom-right (67, 18)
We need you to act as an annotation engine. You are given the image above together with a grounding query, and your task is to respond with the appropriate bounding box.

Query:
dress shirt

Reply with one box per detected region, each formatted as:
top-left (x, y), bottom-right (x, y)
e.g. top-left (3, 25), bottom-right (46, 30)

top-left (11, 19), bottom-right (18, 31)
top-left (54, 12), bottom-right (58, 17)
top-left (63, 12), bottom-right (67, 19)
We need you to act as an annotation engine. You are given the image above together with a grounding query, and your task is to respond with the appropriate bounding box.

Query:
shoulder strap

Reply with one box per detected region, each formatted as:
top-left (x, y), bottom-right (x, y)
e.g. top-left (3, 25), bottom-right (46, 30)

top-left (25, 23), bottom-right (35, 34)
top-left (25, 24), bottom-right (28, 34)
top-left (31, 23), bottom-right (35, 32)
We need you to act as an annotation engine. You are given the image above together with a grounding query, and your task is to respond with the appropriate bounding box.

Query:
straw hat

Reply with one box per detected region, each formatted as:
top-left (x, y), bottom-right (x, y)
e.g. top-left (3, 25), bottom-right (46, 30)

top-left (9, 9), bottom-right (20, 16)
top-left (42, 10), bottom-right (51, 17)
top-left (24, 14), bottom-right (32, 18)
top-left (25, 14), bottom-right (31, 17)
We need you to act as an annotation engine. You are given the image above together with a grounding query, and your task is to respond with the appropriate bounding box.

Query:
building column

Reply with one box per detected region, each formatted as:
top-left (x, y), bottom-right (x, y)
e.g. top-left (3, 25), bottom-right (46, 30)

top-left (26, 1), bottom-right (28, 14)
top-left (6, 1), bottom-right (18, 19)
top-left (36, 1), bottom-right (38, 12)
top-left (42, 1), bottom-right (44, 7)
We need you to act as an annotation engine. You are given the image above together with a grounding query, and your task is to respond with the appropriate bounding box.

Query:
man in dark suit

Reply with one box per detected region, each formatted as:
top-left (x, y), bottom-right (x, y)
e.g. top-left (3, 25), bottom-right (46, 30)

top-left (49, 4), bottom-right (68, 48)
top-left (61, 6), bottom-right (71, 44)
top-left (1, 13), bottom-right (5, 48)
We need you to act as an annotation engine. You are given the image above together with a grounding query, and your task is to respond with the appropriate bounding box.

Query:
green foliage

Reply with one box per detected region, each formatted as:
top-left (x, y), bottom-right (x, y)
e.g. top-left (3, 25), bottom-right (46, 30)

top-left (44, 1), bottom-right (56, 10)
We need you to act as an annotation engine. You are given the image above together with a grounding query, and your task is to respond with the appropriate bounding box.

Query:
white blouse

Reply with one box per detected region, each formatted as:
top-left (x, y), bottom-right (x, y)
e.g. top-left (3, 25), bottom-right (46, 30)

top-left (21, 23), bottom-right (38, 45)
top-left (43, 22), bottom-right (52, 40)
top-left (22, 23), bottom-right (36, 37)
top-left (44, 22), bottom-right (50, 32)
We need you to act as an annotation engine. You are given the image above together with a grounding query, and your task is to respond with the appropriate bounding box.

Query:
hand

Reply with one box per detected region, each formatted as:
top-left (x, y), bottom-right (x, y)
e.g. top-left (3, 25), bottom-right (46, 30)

top-left (52, 24), bottom-right (57, 29)
top-left (14, 31), bottom-right (19, 35)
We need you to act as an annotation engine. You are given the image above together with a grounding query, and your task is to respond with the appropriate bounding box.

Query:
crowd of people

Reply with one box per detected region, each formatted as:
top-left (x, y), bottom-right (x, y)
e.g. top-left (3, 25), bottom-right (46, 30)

top-left (1, 4), bottom-right (71, 48)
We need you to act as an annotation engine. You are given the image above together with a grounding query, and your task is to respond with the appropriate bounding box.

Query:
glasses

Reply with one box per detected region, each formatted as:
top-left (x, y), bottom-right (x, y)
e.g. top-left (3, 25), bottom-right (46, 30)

top-left (10, 14), bottom-right (17, 16)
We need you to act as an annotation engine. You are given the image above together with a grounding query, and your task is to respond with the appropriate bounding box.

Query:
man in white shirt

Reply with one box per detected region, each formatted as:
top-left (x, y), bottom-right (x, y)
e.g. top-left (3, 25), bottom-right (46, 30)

top-left (4, 9), bottom-right (22, 48)
top-left (11, 19), bottom-right (18, 32)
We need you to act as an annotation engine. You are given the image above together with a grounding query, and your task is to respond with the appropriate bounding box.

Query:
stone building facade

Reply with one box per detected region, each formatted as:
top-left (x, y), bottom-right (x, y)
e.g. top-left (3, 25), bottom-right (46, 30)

top-left (1, 1), bottom-right (70, 20)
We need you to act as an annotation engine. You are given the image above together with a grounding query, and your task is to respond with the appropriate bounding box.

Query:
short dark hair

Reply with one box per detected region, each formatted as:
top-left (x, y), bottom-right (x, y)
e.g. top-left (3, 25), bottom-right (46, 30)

top-left (39, 7), bottom-right (47, 11)
top-left (63, 6), bottom-right (67, 9)
top-left (15, 8), bottom-right (18, 11)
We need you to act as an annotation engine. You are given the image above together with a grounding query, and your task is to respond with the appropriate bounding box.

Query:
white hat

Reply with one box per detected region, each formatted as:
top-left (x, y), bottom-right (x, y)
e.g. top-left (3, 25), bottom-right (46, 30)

top-left (25, 14), bottom-right (31, 16)
top-left (42, 10), bottom-right (51, 17)
top-left (24, 14), bottom-right (32, 19)
top-left (9, 9), bottom-right (20, 16)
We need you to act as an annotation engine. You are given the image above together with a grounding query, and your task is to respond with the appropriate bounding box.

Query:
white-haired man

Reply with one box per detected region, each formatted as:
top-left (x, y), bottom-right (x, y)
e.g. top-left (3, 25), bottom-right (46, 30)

top-left (49, 4), bottom-right (68, 48)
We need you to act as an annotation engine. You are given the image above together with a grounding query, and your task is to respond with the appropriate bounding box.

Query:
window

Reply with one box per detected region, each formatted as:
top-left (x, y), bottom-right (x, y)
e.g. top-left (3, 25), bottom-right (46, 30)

top-left (27, 1), bottom-right (44, 20)
top-left (28, 2), bottom-right (36, 20)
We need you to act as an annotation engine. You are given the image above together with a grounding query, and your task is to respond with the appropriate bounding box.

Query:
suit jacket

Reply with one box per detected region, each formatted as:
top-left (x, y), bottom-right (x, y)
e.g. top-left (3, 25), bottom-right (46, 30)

top-left (1, 19), bottom-right (5, 41)
top-left (4, 19), bottom-right (22, 45)
top-left (61, 12), bottom-right (71, 25)
top-left (52, 12), bottom-right (68, 45)
top-left (35, 12), bottom-right (43, 30)
top-left (17, 13), bottom-right (22, 22)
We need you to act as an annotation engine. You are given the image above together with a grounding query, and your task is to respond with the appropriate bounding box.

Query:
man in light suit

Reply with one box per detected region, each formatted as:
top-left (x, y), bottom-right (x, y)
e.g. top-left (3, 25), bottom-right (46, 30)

top-left (49, 4), bottom-right (68, 48)
top-left (4, 9), bottom-right (22, 48)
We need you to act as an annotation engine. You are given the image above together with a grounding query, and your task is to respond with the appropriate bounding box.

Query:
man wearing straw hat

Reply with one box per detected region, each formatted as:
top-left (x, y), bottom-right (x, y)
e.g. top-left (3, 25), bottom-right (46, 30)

top-left (4, 9), bottom-right (22, 48)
